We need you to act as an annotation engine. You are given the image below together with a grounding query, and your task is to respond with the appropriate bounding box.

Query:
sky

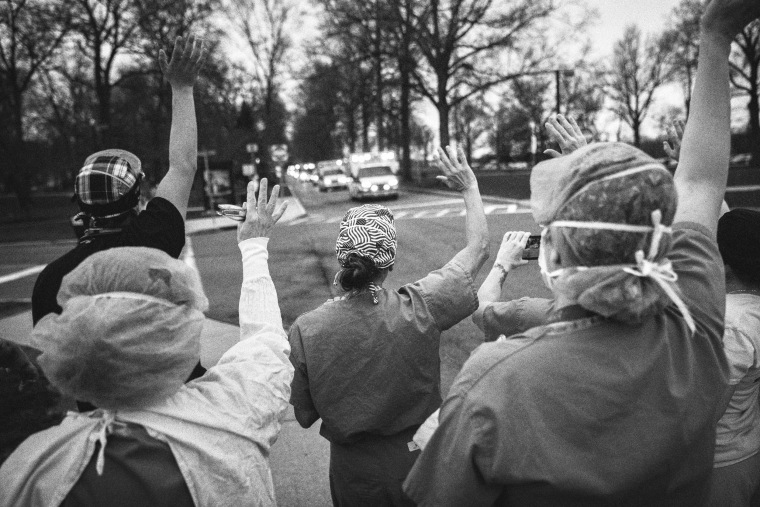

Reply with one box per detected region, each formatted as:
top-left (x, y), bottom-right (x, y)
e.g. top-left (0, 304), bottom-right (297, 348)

top-left (586, 0), bottom-right (677, 58)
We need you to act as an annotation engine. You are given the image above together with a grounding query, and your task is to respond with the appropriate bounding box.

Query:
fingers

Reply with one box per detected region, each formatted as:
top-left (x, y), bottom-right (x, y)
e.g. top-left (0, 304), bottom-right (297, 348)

top-left (245, 180), bottom-right (257, 220)
top-left (674, 120), bottom-right (685, 139)
top-left (170, 36), bottom-right (183, 66)
top-left (181, 34), bottom-right (196, 64)
top-left (158, 50), bottom-right (169, 74)
top-left (569, 116), bottom-right (583, 138)
top-left (543, 149), bottom-right (562, 158)
top-left (456, 145), bottom-right (470, 170)
top-left (271, 201), bottom-right (289, 224)
top-left (435, 147), bottom-right (454, 176)
top-left (267, 184), bottom-right (280, 213)
top-left (663, 142), bottom-right (675, 159)
top-left (545, 122), bottom-right (566, 145)
top-left (257, 178), bottom-right (268, 216)
top-left (557, 115), bottom-right (575, 138)
top-left (446, 144), bottom-right (460, 167)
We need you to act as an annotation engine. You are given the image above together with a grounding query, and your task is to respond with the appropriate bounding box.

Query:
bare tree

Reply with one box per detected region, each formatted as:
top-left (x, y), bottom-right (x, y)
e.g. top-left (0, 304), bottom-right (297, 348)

top-left (0, 0), bottom-right (69, 209)
top-left (229, 0), bottom-right (293, 181)
top-left (408, 0), bottom-right (556, 146)
top-left (607, 24), bottom-right (672, 147)
top-left (662, 0), bottom-right (702, 115)
top-left (730, 20), bottom-right (760, 164)
top-left (65, 0), bottom-right (146, 146)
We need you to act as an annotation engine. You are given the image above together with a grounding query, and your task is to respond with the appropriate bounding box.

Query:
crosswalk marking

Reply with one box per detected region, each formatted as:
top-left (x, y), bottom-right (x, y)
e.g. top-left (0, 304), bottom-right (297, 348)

top-left (282, 203), bottom-right (532, 226)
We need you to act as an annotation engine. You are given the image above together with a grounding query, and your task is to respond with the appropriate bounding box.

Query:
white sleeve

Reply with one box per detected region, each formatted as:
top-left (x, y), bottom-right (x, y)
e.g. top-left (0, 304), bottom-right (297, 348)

top-left (187, 237), bottom-right (294, 447)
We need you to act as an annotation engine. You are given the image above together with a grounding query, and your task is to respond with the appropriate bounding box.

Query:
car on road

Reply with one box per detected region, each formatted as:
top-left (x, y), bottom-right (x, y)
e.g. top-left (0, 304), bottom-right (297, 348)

top-left (318, 167), bottom-right (350, 192)
top-left (348, 165), bottom-right (399, 200)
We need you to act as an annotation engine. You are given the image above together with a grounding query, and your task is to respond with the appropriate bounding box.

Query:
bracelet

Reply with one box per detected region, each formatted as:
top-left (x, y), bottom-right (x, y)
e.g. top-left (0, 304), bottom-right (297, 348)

top-left (493, 262), bottom-right (509, 276)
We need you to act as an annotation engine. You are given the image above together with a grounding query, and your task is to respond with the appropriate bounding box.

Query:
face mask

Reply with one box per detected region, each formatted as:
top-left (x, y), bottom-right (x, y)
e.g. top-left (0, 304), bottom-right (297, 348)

top-left (538, 228), bottom-right (565, 290)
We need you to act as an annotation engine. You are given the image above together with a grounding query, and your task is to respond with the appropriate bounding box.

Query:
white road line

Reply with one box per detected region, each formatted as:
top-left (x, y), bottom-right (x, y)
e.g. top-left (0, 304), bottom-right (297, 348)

top-left (434, 209), bottom-right (450, 218)
top-left (389, 198), bottom-right (462, 211)
top-left (726, 185), bottom-right (760, 192)
top-left (0, 265), bottom-right (46, 285)
top-left (412, 210), bottom-right (431, 219)
top-left (393, 211), bottom-right (409, 219)
top-left (459, 209), bottom-right (467, 216)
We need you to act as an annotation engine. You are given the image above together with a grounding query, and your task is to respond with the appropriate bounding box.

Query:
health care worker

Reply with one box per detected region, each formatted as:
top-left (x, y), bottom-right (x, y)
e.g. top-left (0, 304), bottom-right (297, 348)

top-left (287, 146), bottom-right (490, 506)
top-left (401, 0), bottom-right (759, 500)
top-left (0, 180), bottom-right (292, 507)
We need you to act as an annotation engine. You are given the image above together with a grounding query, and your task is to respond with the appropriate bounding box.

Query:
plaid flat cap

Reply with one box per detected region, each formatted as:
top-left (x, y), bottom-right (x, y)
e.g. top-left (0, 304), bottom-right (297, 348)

top-left (75, 149), bottom-right (142, 216)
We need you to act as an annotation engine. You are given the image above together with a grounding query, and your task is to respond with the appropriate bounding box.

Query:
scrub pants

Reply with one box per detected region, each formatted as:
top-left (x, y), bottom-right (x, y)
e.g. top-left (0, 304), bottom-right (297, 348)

top-left (329, 426), bottom-right (420, 507)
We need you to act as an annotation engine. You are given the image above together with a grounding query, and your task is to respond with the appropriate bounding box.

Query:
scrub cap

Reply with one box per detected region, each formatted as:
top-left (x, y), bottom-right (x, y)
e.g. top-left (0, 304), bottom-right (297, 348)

top-left (530, 143), bottom-right (692, 329)
top-left (336, 204), bottom-right (397, 269)
top-left (719, 208), bottom-right (760, 283)
top-left (33, 247), bottom-right (208, 410)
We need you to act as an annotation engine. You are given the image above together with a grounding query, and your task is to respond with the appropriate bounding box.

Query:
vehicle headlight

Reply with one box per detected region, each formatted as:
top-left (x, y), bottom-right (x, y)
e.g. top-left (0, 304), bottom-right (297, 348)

top-left (370, 184), bottom-right (379, 192)
top-left (361, 181), bottom-right (371, 189)
top-left (389, 177), bottom-right (399, 186)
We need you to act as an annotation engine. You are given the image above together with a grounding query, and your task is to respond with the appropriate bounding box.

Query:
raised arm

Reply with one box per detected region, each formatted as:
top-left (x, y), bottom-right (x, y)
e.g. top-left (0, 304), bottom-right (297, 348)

top-left (155, 35), bottom-right (206, 219)
top-left (436, 145), bottom-right (489, 277)
top-left (472, 231), bottom-right (530, 331)
top-left (674, 0), bottom-right (760, 234)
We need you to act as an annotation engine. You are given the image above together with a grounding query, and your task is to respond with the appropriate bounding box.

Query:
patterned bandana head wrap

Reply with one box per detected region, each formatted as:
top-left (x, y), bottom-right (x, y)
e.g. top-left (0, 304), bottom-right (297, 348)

top-left (530, 143), bottom-right (694, 332)
top-left (336, 204), bottom-right (397, 303)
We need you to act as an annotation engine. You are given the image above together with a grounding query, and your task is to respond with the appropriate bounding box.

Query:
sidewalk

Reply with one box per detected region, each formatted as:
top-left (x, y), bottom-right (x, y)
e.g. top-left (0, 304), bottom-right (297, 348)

top-left (185, 195), bottom-right (307, 235)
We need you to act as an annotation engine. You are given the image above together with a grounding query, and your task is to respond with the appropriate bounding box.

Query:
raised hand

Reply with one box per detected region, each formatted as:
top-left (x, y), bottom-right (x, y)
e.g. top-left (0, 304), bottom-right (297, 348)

top-left (434, 145), bottom-right (477, 192)
top-left (159, 35), bottom-right (206, 90)
top-left (701, 0), bottom-right (760, 43)
top-left (237, 178), bottom-right (289, 243)
top-left (663, 120), bottom-right (685, 162)
top-left (543, 114), bottom-right (587, 158)
top-left (494, 231), bottom-right (530, 271)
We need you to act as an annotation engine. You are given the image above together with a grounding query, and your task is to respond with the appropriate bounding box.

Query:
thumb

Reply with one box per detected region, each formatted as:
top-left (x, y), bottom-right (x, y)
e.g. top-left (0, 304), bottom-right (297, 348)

top-left (159, 50), bottom-right (169, 74)
top-left (543, 149), bottom-right (562, 158)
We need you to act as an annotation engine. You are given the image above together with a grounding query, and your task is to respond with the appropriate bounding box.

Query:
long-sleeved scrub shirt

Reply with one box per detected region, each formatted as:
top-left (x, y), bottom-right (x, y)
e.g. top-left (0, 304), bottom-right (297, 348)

top-left (0, 237), bottom-right (294, 507)
top-left (288, 259), bottom-right (478, 444)
top-left (404, 222), bottom-right (731, 506)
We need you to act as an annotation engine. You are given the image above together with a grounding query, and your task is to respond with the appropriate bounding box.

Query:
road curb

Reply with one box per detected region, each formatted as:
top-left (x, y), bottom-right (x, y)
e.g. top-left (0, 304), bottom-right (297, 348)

top-left (185, 193), bottom-right (308, 236)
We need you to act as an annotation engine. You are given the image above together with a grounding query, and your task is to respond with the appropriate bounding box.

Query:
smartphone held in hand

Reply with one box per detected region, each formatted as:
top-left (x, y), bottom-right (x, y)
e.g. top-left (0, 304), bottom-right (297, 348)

top-left (522, 235), bottom-right (541, 260)
top-left (217, 204), bottom-right (246, 221)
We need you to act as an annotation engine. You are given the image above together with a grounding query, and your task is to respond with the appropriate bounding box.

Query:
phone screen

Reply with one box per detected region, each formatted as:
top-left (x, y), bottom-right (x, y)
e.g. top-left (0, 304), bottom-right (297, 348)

top-left (522, 235), bottom-right (541, 260)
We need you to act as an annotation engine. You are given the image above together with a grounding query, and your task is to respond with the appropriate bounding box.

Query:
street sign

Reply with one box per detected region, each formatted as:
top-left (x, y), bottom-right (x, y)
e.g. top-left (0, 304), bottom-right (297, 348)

top-left (271, 144), bottom-right (288, 163)
top-left (246, 143), bottom-right (258, 153)
top-left (242, 164), bottom-right (256, 176)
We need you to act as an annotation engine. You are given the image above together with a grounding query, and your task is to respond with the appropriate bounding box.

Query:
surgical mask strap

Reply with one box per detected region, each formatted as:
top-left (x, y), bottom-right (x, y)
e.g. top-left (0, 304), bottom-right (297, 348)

top-left (548, 210), bottom-right (696, 335)
top-left (92, 410), bottom-right (116, 476)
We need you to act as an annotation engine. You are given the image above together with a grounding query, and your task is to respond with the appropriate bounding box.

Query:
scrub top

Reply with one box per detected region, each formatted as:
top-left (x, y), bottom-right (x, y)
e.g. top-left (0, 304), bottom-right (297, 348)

top-left (288, 259), bottom-right (478, 445)
top-left (404, 222), bottom-right (730, 506)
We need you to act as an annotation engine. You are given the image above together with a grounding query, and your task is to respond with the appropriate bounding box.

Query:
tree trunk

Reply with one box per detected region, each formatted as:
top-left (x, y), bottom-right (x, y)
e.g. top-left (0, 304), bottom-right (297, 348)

top-left (632, 117), bottom-right (641, 147)
top-left (374, 0), bottom-right (384, 151)
top-left (437, 75), bottom-right (450, 147)
top-left (362, 101), bottom-right (370, 151)
top-left (749, 70), bottom-right (760, 165)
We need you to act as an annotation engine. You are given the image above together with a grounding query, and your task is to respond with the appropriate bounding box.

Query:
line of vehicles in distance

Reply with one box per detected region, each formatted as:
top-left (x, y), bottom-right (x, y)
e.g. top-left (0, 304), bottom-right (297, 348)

top-left (287, 151), bottom-right (400, 200)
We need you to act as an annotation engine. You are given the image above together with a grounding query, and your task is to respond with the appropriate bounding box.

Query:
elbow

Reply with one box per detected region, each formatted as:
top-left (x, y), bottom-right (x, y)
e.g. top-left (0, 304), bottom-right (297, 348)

top-left (475, 239), bottom-right (490, 265)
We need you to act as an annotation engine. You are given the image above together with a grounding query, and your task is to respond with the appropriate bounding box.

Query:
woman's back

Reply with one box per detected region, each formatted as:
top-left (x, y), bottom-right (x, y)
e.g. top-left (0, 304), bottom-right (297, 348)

top-left (289, 259), bottom-right (477, 445)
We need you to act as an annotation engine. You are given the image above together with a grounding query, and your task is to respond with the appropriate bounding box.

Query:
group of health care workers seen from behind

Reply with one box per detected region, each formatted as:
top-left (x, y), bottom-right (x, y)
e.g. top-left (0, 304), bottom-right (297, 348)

top-left (1, 0), bottom-right (760, 505)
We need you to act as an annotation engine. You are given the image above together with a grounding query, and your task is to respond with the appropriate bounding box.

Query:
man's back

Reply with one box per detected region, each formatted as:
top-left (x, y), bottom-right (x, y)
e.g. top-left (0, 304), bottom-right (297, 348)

top-left (32, 197), bottom-right (184, 325)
